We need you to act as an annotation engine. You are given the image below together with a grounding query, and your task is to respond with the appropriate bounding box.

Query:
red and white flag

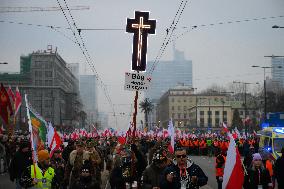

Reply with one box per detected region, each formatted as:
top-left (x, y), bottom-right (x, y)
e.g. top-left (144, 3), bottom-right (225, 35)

top-left (47, 122), bottom-right (62, 157)
top-left (222, 134), bottom-right (244, 189)
top-left (14, 86), bottom-right (22, 115)
top-left (167, 118), bottom-right (175, 154)
top-left (222, 122), bottom-right (229, 133)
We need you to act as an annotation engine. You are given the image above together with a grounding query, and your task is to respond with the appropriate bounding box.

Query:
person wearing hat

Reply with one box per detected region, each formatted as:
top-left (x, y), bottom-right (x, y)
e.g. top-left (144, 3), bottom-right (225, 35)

top-left (243, 153), bottom-right (273, 189)
top-left (274, 147), bottom-right (284, 189)
top-left (64, 140), bottom-right (91, 187)
top-left (19, 149), bottom-right (56, 189)
top-left (9, 139), bottom-right (32, 189)
top-left (85, 141), bottom-right (102, 188)
top-left (141, 148), bottom-right (168, 189)
top-left (50, 149), bottom-right (65, 189)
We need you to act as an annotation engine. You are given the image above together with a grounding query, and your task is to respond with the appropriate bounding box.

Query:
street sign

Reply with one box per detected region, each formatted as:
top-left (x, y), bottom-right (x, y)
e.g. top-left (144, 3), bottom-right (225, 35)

top-left (126, 11), bottom-right (156, 71)
top-left (124, 72), bottom-right (151, 91)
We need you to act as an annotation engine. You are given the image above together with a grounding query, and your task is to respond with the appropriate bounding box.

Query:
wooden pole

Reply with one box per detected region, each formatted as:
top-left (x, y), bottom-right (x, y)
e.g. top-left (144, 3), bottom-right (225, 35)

top-left (132, 90), bottom-right (138, 138)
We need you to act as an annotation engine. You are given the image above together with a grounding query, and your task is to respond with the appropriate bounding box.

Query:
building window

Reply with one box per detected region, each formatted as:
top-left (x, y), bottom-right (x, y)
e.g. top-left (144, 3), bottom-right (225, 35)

top-left (172, 113), bottom-right (175, 118)
top-left (215, 118), bottom-right (220, 127)
top-left (184, 113), bottom-right (187, 119)
top-left (45, 71), bottom-right (52, 77)
top-left (215, 111), bottom-right (219, 118)
top-left (200, 118), bottom-right (204, 127)
top-left (178, 106), bottom-right (181, 111)
top-left (184, 106), bottom-right (187, 111)
top-left (208, 111), bottom-right (212, 116)
top-left (200, 111), bottom-right (204, 117)
top-left (178, 113), bottom-right (181, 119)
top-left (172, 106), bottom-right (174, 110)
top-left (223, 111), bottom-right (227, 117)
top-left (184, 99), bottom-right (186, 102)
top-left (240, 111), bottom-right (243, 115)
top-left (172, 98), bottom-right (174, 102)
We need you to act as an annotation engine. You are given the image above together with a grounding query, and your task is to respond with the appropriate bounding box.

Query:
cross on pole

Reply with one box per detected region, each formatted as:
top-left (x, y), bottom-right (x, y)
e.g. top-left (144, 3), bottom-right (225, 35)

top-left (126, 11), bottom-right (156, 71)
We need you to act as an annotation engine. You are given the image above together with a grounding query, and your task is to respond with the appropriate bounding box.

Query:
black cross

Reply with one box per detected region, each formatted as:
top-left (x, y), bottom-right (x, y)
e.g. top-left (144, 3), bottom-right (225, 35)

top-left (126, 11), bottom-right (156, 71)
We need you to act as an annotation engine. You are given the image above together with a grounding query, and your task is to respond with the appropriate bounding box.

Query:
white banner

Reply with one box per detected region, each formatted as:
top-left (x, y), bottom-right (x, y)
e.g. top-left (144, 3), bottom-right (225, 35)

top-left (124, 72), bottom-right (151, 91)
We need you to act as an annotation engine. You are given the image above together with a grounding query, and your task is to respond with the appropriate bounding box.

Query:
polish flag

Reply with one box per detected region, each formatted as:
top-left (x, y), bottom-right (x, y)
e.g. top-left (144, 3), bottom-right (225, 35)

top-left (14, 87), bottom-right (22, 115)
top-left (222, 134), bottom-right (244, 189)
top-left (222, 122), bottom-right (229, 133)
top-left (47, 122), bottom-right (62, 157)
top-left (167, 119), bottom-right (175, 154)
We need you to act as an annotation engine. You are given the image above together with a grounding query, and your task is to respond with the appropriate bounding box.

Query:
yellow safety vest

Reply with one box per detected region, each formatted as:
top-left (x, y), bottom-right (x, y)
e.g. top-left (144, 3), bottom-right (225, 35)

top-left (31, 165), bottom-right (55, 189)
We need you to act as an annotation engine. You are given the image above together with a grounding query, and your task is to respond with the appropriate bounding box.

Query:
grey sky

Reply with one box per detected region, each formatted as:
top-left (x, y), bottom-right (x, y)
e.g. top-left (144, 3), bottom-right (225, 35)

top-left (0, 0), bottom-right (284, 130)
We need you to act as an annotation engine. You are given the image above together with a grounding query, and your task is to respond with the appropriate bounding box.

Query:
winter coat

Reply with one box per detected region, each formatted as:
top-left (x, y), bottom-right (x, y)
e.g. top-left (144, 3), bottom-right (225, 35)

top-left (244, 166), bottom-right (272, 189)
top-left (274, 156), bottom-right (284, 186)
top-left (70, 176), bottom-right (99, 189)
top-left (161, 160), bottom-right (208, 189)
top-left (141, 163), bottom-right (164, 189)
top-left (9, 149), bottom-right (33, 181)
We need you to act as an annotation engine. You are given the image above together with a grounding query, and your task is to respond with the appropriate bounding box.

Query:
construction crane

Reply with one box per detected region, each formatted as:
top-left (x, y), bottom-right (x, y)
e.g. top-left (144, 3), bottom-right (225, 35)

top-left (0, 6), bottom-right (89, 13)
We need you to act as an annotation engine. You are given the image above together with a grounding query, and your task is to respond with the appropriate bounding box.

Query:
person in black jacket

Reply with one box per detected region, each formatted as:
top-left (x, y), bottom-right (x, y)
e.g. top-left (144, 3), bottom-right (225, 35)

top-left (274, 147), bottom-right (284, 189)
top-left (70, 161), bottom-right (99, 189)
top-left (243, 153), bottom-right (272, 189)
top-left (161, 147), bottom-right (208, 189)
top-left (9, 140), bottom-right (33, 189)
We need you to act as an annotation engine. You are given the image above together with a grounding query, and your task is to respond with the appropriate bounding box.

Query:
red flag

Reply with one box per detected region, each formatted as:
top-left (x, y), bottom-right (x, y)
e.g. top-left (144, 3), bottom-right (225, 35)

top-left (14, 86), bottom-right (22, 115)
top-left (222, 134), bottom-right (244, 189)
top-left (7, 86), bottom-right (15, 102)
top-left (0, 83), bottom-right (13, 125)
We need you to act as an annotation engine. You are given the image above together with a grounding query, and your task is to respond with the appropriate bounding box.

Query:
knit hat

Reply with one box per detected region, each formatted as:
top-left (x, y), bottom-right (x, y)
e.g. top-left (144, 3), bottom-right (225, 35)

top-left (38, 150), bottom-right (50, 162)
top-left (252, 153), bottom-right (262, 161)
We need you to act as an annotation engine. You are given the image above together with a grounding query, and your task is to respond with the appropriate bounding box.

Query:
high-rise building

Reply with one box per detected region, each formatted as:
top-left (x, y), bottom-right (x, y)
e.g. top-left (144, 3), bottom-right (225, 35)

top-left (0, 47), bottom-right (81, 128)
top-left (271, 56), bottom-right (284, 87)
top-left (79, 75), bottom-right (98, 126)
top-left (145, 48), bottom-right (193, 100)
top-left (145, 48), bottom-right (193, 129)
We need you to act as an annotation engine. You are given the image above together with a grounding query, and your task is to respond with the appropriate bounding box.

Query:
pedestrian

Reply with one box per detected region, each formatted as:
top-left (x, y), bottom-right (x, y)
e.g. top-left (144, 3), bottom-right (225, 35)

top-left (243, 153), bottom-right (273, 189)
top-left (70, 161), bottom-right (99, 189)
top-left (215, 149), bottom-right (226, 189)
top-left (141, 148), bottom-right (168, 189)
top-left (19, 149), bottom-right (57, 189)
top-left (274, 147), bottom-right (284, 189)
top-left (162, 147), bottom-right (208, 189)
top-left (9, 140), bottom-right (33, 189)
top-left (50, 149), bottom-right (65, 189)
top-left (64, 140), bottom-right (91, 187)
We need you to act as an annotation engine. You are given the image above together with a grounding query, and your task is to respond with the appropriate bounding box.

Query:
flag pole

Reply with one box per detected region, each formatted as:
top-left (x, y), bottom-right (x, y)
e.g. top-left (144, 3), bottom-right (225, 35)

top-left (25, 94), bottom-right (37, 177)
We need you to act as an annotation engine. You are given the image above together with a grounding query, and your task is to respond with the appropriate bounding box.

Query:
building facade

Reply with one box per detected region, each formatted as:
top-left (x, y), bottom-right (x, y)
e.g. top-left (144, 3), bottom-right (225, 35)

top-left (156, 87), bottom-right (234, 130)
top-left (145, 48), bottom-right (193, 101)
top-left (79, 75), bottom-right (98, 126)
top-left (271, 56), bottom-right (284, 87)
top-left (0, 48), bottom-right (81, 129)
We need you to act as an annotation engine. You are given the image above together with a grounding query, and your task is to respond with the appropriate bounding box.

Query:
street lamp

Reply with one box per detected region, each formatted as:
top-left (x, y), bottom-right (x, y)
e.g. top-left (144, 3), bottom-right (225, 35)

top-left (251, 65), bottom-right (282, 119)
top-left (272, 25), bottom-right (284, 28)
top-left (233, 81), bottom-right (258, 137)
top-left (0, 62), bottom-right (8, 64)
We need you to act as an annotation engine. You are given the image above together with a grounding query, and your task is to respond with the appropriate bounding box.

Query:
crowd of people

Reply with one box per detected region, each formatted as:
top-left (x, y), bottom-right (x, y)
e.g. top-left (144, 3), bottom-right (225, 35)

top-left (0, 130), bottom-right (283, 189)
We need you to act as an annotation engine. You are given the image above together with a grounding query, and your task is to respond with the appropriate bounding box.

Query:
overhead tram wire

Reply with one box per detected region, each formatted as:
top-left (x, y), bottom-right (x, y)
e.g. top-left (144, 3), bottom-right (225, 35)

top-left (148, 0), bottom-right (189, 76)
top-left (172, 15), bottom-right (284, 42)
top-left (57, 0), bottom-right (117, 127)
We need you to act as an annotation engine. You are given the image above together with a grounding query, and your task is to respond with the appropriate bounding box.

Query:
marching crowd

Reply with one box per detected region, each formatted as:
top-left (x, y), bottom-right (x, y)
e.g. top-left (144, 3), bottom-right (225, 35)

top-left (0, 131), bottom-right (284, 189)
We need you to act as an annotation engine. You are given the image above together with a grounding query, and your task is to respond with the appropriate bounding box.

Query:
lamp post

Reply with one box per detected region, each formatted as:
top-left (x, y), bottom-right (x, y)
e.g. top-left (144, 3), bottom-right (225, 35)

top-left (0, 62), bottom-right (8, 64)
top-left (251, 65), bottom-right (282, 119)
top-left (233, 81), bottom-right (258, 137)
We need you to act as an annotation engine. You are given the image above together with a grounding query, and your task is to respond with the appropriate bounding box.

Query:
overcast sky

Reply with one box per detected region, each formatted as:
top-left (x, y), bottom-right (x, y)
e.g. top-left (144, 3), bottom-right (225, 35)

top-left (1, 0), bottom-right (284, 130)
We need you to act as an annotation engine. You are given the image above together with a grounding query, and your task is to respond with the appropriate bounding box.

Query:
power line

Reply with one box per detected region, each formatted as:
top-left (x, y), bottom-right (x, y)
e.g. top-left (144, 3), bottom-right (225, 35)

top-left (148, 0), bottom-right (189, 76)
top-left (56, 0), bottom-right (117, 127)
top-left (173, 15), bottom-right (284, 41)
